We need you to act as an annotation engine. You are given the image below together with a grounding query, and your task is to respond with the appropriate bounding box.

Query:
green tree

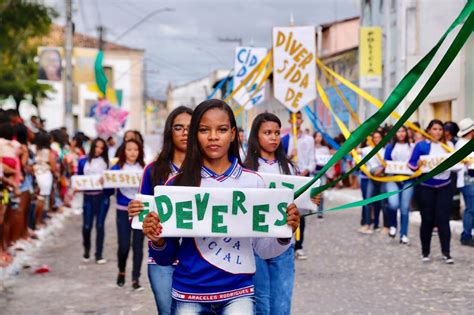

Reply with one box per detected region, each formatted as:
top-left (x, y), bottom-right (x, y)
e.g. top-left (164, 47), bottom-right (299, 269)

top-left (0, 0), bottom-right (57, 109)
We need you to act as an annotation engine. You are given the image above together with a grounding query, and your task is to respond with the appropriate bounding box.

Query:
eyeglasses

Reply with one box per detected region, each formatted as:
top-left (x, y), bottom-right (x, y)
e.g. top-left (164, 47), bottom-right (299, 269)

top-left (172, 125), bottom-right (189, 133)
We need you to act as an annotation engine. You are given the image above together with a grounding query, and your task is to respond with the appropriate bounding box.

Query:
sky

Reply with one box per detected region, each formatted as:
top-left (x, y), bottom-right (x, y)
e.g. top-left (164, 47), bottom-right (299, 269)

top-left (44, 0), bottom-right (359, 99)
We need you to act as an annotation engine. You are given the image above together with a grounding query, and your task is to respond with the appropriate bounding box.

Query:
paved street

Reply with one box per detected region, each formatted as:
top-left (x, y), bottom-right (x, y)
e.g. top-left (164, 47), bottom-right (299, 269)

top-left (1, 189), bottom-right (474, 314)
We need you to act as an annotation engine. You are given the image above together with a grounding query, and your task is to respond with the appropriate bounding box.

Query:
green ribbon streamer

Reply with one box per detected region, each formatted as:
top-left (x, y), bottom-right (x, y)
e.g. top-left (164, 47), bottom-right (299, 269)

top-left (94, 50), bottom-right (108, 95)
top-left (303, 139), bottom-right (473, 216)
top-left (294, 1), bottom-right (473, 200)
top-left (310, 9), bottom-right (474, 197)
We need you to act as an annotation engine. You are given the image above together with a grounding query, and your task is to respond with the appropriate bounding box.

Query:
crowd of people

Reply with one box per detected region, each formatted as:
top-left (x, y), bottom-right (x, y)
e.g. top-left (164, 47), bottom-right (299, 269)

top-left (0, 101), bottom-right (472, 314)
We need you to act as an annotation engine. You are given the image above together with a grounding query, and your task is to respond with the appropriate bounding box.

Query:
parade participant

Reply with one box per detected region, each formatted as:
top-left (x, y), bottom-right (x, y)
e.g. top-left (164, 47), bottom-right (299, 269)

top-left (33, 132), bottom-right (57, 229)
top-left (77, 137), bottom-right (110, 264)
top-left (409, 120), bottom-right (455, 263)
top-left (286, 111), bottom-right (315, 260)
top-left (358, 131), bottom-right (386, 234)
top-left (455, 118), bottom-right (474, 246)
top-left (244, 112), bottom-right (319, 315)
top-left (313, 132), bottom-right (331, 219)
top-left (109, 139), bottom-right (146, 290)
top-left (128, 106), bottom-right (192, 315)
top-left (143, 99), bottom-right (300, 315)
top-left (384, 126), bottom-right (414, 244)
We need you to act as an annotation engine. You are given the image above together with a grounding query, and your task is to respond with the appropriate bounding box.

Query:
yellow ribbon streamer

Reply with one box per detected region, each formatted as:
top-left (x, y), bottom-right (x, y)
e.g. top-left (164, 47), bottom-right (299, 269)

top-left (317, 60), bottom-right (453, 153)
top-left (316, 80), bottom-right (422, 182)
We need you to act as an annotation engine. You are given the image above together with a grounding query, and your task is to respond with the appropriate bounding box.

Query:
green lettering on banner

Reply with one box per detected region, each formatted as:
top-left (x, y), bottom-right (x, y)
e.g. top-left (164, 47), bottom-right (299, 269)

top-left (138, 202), bottom-right (150, 222)
top-left (282, 182), bottom-right (295, 190)
top-left (154, 195), bottom-right (173, 223)
top-left (269, 182), bottom-right (277, 189)
top-left (253, 204), bottom-right (269, 232)
top-left (274, 202), bottom-right (288, 226)
top-left (176, 201), bottom-right (193, 230)
top-left (195, 193), bottom-right (209, 221)
top-left (232, 191), bottom-right (247, 215)
top-left (212, 205), bottom-right (228, 233)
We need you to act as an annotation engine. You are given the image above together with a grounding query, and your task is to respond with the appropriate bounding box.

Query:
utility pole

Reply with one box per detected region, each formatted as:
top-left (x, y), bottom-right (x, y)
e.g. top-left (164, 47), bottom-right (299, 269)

top-left (64, 0), bottom-right (74, 133)
top-left (97, 25), bottom-right (106, 50)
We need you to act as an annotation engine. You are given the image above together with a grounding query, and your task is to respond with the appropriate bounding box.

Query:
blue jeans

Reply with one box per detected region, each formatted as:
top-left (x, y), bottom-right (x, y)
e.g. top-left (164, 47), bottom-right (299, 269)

top-left (365, 180), bottom-right (383, 228)
top-left (148, 263), bottom-right (175, 315)
top-left (171, 296), bottom-right (255, 315)
top-left (116, 210), bottom-right (144, 280)
top-left (461, 183), bottom-right (474, 241)
top-left (82, 193), bottom-right (110, 260)
top-left (385, 180), bottom-right (414, 238)
top-left (254, 246), bottom-right (294, 315)
top-left (360, 176), bottom-right (369, 225)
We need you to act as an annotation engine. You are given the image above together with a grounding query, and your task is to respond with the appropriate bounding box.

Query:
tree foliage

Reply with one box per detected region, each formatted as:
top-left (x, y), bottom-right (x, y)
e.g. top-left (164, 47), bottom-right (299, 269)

top-left (0, 0), bottom-right (58, 107)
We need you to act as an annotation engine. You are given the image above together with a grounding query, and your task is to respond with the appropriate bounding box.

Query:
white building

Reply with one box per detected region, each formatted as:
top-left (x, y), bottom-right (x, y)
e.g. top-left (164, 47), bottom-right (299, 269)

top-left (22, 25), bottom-right (145, 138)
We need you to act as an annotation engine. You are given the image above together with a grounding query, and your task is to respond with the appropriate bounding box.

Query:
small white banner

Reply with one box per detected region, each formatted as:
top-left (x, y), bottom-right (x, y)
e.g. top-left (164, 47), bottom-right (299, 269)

top-left (467, 154), bottom-right (474, 170)
top-left (132, 186), bottom-right (294, 238)
top-left (102, 170), bottom-right (142, 188)
top-left (315, 154), bottom-right (332, 166)
top-left (384, 161), bottom-right (414, 175)
top-left (420, 154), bottom-right (459, 173)
top-left (71, 175), bottom-right (102, 191)
top-left (258, 172), bottom-right (319, 212)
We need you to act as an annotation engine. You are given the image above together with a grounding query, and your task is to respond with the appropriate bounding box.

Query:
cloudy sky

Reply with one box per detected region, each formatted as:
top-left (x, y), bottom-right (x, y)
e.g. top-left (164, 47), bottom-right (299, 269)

top-left (45, 0), bottom-right (359, 99)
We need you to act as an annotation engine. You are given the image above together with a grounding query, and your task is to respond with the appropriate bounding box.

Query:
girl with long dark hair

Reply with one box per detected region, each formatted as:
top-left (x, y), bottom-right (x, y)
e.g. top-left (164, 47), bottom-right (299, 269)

top-left (244, 112), bottom-right (318, 315)
top-left (109, 139), bottom-right (146, 290)
top-left (142, 100), bottom-right (300, 315)
top-left (77, 137), bottom-right (109, 264)
top-left (409, 119), bottom-right (455, 263)
top-left (384, 126), bottom-right (414, 244)
top-left (127, 106), bottom-right (192, 314)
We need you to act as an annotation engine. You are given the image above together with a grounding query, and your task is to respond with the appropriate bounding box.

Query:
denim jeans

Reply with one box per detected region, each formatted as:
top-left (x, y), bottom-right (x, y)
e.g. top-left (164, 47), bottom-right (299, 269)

top-left (366, 180), bottom-right (383, 228)
top-left (116, 210), bottom-right (144, 280)
top-left (148, 263), bottom-right (175, 315)
top-left (254, 246), bottom-right (294, 315)
top-left (82, 193), bottom-right (110, 260)
top-left (360, 176), bottom-right (369, 225)
top-left (461, 183), bottom-right (474, 241)
top-left (385, 180), bottom-right (414, 238)
top-left (415, 184), bottom-right (452, 256)
top-left (171, 296), bottom-right (255, 315)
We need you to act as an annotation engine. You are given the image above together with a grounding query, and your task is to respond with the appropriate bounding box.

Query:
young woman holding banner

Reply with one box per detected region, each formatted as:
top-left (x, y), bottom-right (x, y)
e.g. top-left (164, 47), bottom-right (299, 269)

top-left (127, 106), bottom-right (192, 315)
top-left (142, 99), bottom-right (300, 315)
top-left (408, 119), bottom-right (455, 264)
top-left (244, 112), bottom-right (319, 315)
top-left (77, 137), bottom-right (110, 264)
top-left (359, 130), bottom-right (386, 234)
top-left (383, 126), bottom-right (414, 244)
top-left (109, 139), bottom-right (145, 290)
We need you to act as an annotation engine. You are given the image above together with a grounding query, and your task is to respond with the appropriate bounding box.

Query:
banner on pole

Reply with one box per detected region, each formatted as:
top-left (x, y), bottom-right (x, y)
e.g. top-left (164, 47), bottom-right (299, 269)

top-left (71, 175), bottom-right (102, 191)
top-left (132, 186), bottom-right (294, 238)
top-left (359, 27), bottom-right (382, 88)
top-left (103, 170), bottom-right (142, 188)
top-left (258, 173), bottom-right (319, 212)
top-left (233, 47), bottom-right (268, 109)
top-left (273, 26), bottom-right (317, 112)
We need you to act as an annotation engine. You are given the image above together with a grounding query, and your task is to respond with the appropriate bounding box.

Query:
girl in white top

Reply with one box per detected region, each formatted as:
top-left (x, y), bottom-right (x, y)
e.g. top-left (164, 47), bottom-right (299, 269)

top-left (244, 112), bottom-right (319, 315)
top-left (33, 132), bottom-right (57, 228)
top-left (383, 126), bottom-right (414, 243)
top-left (143, 100), bottom-right (300, 315)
